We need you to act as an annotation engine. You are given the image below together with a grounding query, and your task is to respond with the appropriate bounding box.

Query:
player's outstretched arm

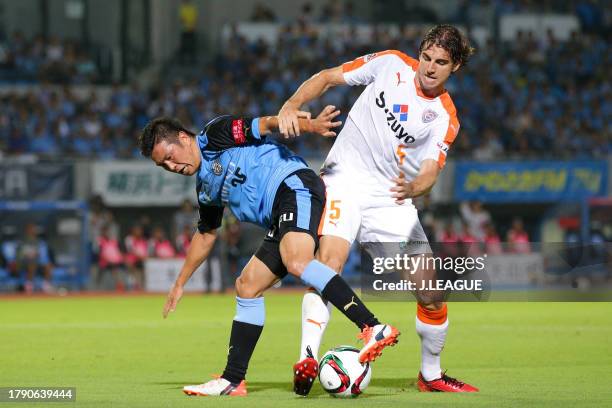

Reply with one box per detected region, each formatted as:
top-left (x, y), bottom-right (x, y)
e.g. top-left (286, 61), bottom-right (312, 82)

top-left (259, 105), bottom-right (342, 138)
top-left (278, 66), bottom-right (346, 137)
top-left (391, 160), bottom-right (441, 204)
top-left (162, 230), bottom-right (217, 318)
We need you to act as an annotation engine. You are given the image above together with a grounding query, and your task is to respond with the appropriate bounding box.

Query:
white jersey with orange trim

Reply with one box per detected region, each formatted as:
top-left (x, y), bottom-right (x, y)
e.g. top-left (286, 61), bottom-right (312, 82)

top-left (318, 50), bottom-right (458, 246)
top-left (321, 50), bottom-right (459, 197)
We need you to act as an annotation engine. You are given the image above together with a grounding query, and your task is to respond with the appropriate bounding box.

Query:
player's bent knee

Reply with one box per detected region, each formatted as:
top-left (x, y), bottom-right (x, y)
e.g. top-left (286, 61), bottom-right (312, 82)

top-left (235, 275), bottom-right (262, 299)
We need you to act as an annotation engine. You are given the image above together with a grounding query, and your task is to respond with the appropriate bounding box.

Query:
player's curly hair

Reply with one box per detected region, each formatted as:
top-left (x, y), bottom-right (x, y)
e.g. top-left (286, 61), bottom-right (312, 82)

top-left (138, 117), bottom-right (195, 157)
top-left (419, 24), bottom-right (475, 67)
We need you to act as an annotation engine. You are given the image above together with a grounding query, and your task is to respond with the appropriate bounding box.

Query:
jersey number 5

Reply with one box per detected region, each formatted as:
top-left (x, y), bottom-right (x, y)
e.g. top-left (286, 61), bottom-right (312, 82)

top-left (329, 200), bottom-right (341, 220)
top-left (396, 144), bottom-right (409, 165)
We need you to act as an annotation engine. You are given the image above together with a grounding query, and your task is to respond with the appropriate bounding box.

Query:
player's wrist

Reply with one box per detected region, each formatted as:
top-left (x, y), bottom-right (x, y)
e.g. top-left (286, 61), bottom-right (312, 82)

top-left (305, 118), bottom-right (317, 134)
top-left (405, 182), bottom-right (418, 198)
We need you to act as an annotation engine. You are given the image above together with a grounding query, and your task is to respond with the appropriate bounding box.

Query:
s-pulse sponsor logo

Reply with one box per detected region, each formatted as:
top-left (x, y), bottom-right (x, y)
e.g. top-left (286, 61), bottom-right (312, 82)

top-left (375, 91), bottom-right (415, 144)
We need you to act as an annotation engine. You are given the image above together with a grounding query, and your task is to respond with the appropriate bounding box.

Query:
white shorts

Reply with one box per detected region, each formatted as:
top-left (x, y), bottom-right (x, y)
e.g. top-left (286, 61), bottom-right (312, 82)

top-left (319, 171), bottom-right (430, 252)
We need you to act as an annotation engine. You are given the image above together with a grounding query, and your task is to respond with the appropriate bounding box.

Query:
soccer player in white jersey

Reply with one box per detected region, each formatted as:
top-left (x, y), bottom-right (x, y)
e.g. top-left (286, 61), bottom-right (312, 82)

top-left (278, 25), bottom-right (478, 394)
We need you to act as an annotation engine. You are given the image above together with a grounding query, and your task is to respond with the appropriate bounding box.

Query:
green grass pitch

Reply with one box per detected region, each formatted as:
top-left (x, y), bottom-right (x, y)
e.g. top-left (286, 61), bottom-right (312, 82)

top-left (1, 293), bottom-right (611, 407)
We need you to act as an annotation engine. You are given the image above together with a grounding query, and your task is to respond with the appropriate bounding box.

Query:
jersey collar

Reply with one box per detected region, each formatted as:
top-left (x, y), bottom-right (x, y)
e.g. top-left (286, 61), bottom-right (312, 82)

top-left (413, 75), bottom-right (447, 100)
top-left (197, 130), bottom-right (208, 149)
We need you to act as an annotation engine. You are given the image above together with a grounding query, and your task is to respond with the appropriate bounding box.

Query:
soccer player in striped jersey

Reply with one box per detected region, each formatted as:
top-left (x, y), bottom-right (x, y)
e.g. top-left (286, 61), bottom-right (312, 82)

top-left (279, 24), bottom-right (478, 394)
top-left (138, 106), bottom-right (400, 397)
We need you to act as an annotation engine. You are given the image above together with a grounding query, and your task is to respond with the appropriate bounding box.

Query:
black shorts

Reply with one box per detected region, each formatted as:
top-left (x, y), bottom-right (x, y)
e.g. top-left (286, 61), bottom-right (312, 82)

top-left (254, 169), bottom-right (325, 278)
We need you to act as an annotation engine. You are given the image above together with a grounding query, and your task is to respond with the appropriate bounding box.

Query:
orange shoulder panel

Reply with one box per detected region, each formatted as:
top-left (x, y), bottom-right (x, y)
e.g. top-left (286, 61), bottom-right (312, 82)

top-left (342, 50), bottom-right (418, 73)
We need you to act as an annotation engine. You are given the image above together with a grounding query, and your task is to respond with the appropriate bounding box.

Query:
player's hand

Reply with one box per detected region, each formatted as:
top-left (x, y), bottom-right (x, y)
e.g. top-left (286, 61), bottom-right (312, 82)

top-left (278, 102), bottom-right (311, 138)
top-left (163, 283), bottom-right (184, 318)
top-left (390, 172), bottom-right (415, 204)
top-left (311, 105), bottom-right (342, 137)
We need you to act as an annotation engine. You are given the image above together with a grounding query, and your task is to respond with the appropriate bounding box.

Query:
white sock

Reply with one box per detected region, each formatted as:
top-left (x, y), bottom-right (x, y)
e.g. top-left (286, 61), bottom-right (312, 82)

top-left (415, 316), bottom-right (449, 381)
top-left (299, 291), bottom-right (332, 360)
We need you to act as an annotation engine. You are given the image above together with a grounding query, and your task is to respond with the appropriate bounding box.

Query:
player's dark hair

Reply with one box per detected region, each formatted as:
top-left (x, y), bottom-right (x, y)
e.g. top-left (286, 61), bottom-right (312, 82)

top-left (138, 117), bottom-right (195, 157)
top-left (419, 24), bottom-right (474, 67)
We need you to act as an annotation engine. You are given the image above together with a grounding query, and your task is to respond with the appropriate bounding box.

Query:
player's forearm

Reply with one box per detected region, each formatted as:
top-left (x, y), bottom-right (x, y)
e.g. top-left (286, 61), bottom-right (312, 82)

top-left (260, 116), bottom-right (313, 135)
top-left (406, 160), bottom-right (440, 198)
top-left (284, 68), bottom-right (342, 108)
top-left (408, 181), bottom-right (434, 197)
top-left (174, 230), bottom-right (217, 288)
top-left (406, 174), bottom-right (438, 198)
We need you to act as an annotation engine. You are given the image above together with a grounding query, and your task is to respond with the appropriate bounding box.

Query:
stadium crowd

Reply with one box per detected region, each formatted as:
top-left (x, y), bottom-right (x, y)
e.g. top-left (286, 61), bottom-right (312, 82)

top-left (0, 32), bottom-right (102, 85)
top-left (0, 2), bottom-right (610, 161)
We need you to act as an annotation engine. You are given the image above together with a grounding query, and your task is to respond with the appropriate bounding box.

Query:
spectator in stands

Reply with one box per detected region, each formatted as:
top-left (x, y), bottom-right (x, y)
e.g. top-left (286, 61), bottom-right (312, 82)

top-left (320, 0), bottom-right (344, 23)
top-left (178, 0), bottom-right (198, 63)
top-left (575, 0), bottom-right (604, 34)
top-left (175, 224), bottom-right (193, 258)
top-left (103, 211), bottom-right (121, 243)
top-left (484, 222), bottom-right (503, 255)
top-left (138, 215), bottom-right (153, 239)
top-left (87, 195), bottom-right (106, 273)
top-left (124, 224), bottom-right (149, 290)
top-left (16, 223), bottom-right (53, 293)
top-left (250, 2), bottom-right (277, 22)
top-left (508, 217), bottom-right (531, 253)
top-left (460, 201), bottom-right (491, 241)
top-left (300, 2), bottom-right (317, 24)
top-left (342, 1), bottom-right (362, 24)
top-left (440, 222), bottom-right (459, 244)
top-left (149, 226), bottom-right (177, 259)
top-left (439, 221), bottom-right (460, 258)
top-left (1, 228), bottom-right (19, 279)
top-left (97, 224), bottom-right (125, 291)
top-left (473, 128), bottom-right (503, 161)
top-left (459, 220), bottom-right (482, 256)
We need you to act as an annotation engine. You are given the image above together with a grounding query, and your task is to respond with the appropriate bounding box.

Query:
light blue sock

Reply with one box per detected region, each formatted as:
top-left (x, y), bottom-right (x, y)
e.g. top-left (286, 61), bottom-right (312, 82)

top-left (300, 260), bottom-right (337, 293)
top-left (234, 296), bottom-right (265, 326)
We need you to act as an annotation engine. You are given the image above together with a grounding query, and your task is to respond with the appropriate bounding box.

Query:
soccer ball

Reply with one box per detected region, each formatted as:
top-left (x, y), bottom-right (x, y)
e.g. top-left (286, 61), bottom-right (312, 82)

top-left (318, 346), bottom-right (372, 397)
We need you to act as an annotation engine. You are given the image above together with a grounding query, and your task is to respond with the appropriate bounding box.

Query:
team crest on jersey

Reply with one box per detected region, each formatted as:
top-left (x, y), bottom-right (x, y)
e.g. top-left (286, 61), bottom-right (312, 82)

top-left (212, 159), bottom-right (223, 175)
top-left (364, 52), bottom-right (377, 62)
top-left (422, 109), bottom-right (438, 123)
